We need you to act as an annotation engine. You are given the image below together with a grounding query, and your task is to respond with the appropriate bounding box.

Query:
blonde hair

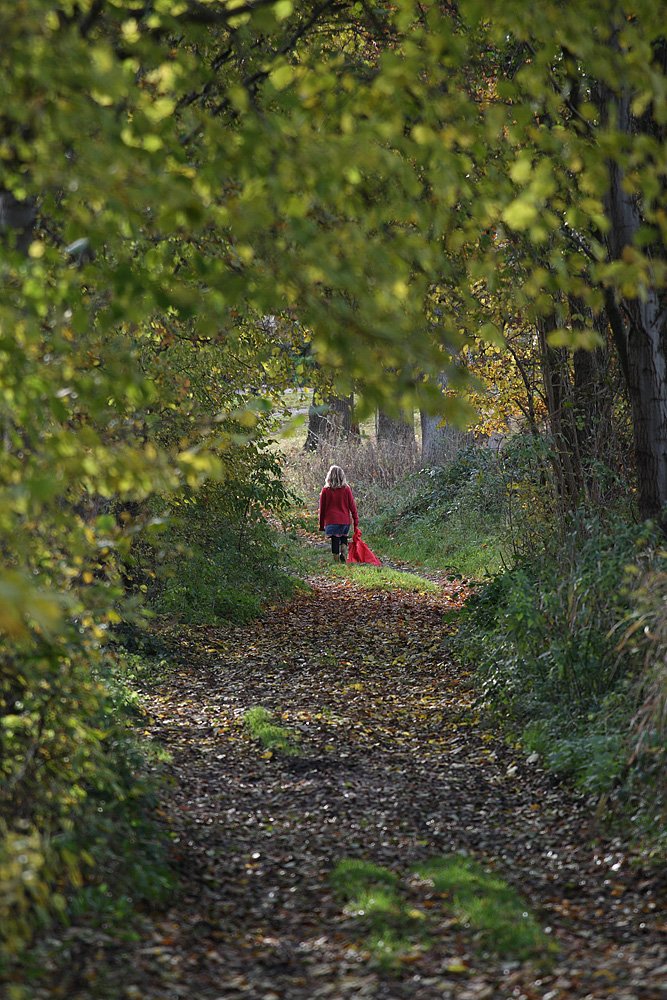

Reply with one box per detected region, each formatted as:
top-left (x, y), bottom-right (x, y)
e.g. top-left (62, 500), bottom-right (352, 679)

top-left (324, 464), bottom-right (347, 489)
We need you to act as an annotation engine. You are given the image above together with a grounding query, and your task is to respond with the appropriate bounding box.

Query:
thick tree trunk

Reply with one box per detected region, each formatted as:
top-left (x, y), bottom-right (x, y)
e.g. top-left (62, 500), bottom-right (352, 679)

top-left (376, 409), bottom-right (415, 448)
top-left (617, 292), bottom-right (667, 524)
top-left (304, 392), bottom-right (354, 451)
top-left (600, 84), bottom-right (667, 525)
top-left (420, 413), bottom-right (471, 466)
top-left (419, 374), bottom-right (469, 466)
top-left (421, 410), bottom-right (445, 465)
top-left (569, 295), bottom-right (610, 461)
top-left (537, 314), bottom-right (585, 508)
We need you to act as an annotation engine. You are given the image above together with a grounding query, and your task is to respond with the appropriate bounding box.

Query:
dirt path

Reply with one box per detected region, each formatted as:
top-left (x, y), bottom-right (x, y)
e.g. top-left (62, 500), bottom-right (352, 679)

top-left (118, 575), bottom-right (667, 1000)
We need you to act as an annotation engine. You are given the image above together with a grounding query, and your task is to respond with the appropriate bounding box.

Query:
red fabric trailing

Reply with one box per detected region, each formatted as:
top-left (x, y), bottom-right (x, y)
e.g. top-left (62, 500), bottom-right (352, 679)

top-left (347, 527), bottom-right (381, 566)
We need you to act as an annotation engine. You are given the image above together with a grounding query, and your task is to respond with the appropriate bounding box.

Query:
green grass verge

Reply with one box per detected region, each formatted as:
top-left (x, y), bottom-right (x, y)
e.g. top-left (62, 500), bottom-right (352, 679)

top-left (244, 706), bottom-right (300, 755)
top-left (331, 854), bottom-right (556, 970)
top-left (331, 563), bottom-right (438, 592)
top-left (281, 517), bottom-right (439, 591)
top-left (364, 515), bottom-right (504, 580)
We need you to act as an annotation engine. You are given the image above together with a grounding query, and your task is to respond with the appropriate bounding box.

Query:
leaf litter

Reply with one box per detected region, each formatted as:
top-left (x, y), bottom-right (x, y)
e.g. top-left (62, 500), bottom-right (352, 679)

top-left (51, 567), bottom-right (667, 999)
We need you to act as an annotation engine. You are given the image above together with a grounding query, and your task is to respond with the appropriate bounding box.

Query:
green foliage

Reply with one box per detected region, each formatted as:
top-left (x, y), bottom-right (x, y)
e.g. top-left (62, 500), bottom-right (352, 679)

top-left (610, 568), bottom-right (667, 832)
top-left (1, 0), bottom-right (666, 638)
top-left (0, 637), bottom-right (174, 974)
top-left (522, 721), bottom-right (624, 798)
top-left (244, 706), bottom-right (300, 755)
top-left (414, 449), bottom-right (507, 522)
top-left (148, 451), bottom-right (299, 624)
top-left (459, 515), bottom-right (663, 707)
top-left (447, 511), bottom-right (667, 823)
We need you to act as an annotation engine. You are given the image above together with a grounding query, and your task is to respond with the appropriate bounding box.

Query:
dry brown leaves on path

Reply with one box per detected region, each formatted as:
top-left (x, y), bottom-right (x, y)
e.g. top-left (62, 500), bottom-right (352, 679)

top-left (89, 573), bottom-right (667, 999)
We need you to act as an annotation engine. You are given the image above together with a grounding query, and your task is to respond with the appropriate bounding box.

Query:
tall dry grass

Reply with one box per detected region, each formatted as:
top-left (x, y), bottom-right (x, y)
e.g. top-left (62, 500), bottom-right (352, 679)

top-left (283, 436), bottom-right (420, 516)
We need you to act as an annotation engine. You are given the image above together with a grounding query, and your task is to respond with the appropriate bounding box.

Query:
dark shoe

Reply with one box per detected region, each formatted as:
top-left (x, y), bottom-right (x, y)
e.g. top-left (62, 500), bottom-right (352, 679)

top-left (339, 550), bottom-right (346, 563)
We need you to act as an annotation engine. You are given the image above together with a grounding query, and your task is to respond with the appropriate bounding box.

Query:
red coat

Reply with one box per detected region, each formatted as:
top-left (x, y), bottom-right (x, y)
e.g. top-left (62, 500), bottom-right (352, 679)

top-left (319, 485), bottom-right (359, 531)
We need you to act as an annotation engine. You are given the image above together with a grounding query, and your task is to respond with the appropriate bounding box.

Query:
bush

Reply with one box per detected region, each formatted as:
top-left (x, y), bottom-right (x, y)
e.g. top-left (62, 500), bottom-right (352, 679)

top-left (614, 568), bottom-right (667, 834)
top-left (447, 510), bottom-right (667, 827)
top-left (0, 635), bottom-right (174, 981)
top-left (147, 449), bottom-right (299, 624)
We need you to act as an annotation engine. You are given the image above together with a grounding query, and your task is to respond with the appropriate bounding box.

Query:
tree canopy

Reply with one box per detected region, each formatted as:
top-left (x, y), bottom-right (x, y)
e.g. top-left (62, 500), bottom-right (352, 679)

top-left (4, 1), bottom-right (667, 528)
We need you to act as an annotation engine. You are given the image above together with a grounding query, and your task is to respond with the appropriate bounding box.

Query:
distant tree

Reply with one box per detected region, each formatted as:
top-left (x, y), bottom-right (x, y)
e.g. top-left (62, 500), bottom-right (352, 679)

top-left (376, 409), bottom-right (416, 449)
top-left (304, 392), bottom-right (355, 450)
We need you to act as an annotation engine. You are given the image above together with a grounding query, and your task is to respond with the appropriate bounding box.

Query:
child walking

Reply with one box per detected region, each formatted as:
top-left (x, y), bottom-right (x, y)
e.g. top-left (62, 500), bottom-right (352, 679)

top-left (319, 465), bottom-right (359, 564)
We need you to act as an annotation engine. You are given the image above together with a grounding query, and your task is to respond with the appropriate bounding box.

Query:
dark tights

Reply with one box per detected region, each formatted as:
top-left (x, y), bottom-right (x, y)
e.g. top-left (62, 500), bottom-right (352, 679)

top-left (330, 535), bottom-right (348, 555)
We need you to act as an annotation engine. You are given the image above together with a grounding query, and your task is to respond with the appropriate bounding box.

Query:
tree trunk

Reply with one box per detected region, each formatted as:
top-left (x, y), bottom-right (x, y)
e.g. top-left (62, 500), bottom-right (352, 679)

top-left (569, 295), bottom-right (610, 461)
top-left (537, 314), bottom-right (584, 509)
top-left (614, 290), bottom-right (667, 524)
top-left (304, 392), bottom-right (354, 451)
top-left (419, 373), bottom-right (469, 465)
top-left (597, 73), bottom-right (667, 527)
top-left (376, 409), bottom-right (415, 448)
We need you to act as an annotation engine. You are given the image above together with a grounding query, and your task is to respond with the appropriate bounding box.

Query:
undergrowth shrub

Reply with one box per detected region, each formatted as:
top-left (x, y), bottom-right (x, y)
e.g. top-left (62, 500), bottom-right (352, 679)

top-left (615, 567), bottom-right (667, 840)
top-left (147, 448), bottom-right (298, 624)
top-left (447, 512), bottom-right (667, 827)
top-left (1, 637), bottom-right (173, 984)
top-left (361, 445), bottom-right (510, 576)
top-left (410, 447), bottom-right (507, 522)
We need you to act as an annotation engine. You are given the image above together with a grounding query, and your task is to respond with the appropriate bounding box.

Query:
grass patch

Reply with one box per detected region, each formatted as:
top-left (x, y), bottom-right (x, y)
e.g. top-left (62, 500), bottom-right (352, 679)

top-left (364, 517), bottom-right (503, 580)
top-left (415, 855), bottom-right (556, 962)
top-left (244, 706), bottom-right (300, 755)
top-left (279, 516), bottom-right (438, 591)
top-left (331, 858), bottom-right (400, 897)
top-left (332, 563), bottom-right (438, 593)
top-left (331, 854), bottom-right (556, 970)
top-left (330, 860), bottom-right (423, 969)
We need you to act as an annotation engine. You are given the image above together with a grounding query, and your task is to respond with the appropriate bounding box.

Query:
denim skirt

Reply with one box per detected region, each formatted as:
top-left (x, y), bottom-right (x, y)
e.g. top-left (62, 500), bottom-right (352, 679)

top-left (324, 523), bottom-right (350, 537)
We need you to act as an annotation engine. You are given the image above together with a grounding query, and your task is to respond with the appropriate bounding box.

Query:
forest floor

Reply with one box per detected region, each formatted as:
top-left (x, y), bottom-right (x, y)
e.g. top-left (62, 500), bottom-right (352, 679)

top-left (55, 548), bottom-right (667, 1000)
